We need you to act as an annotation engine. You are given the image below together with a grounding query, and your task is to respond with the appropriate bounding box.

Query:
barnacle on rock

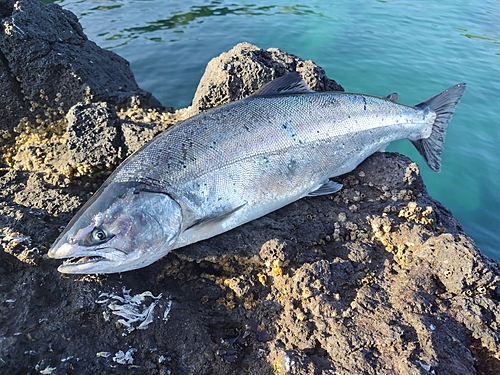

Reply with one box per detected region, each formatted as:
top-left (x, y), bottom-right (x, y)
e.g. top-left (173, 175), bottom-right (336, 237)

top-left (358, 270), bottom-right (376, 286)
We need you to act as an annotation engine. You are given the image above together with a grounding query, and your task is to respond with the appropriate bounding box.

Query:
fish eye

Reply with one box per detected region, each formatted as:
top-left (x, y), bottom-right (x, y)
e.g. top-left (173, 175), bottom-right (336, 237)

top-left (91, 228), bottom-right (108, 243)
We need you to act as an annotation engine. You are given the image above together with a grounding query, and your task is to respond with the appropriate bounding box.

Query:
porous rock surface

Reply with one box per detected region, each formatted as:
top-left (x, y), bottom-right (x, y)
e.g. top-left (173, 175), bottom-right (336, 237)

top-left (0, 0), bottom-right (160, 126)
top-left (1, 1), bottom-right (500, 375)
top-left (66, 102), bottom-right (123, 167)
top-left (189, 41), bottom-right (344, 115)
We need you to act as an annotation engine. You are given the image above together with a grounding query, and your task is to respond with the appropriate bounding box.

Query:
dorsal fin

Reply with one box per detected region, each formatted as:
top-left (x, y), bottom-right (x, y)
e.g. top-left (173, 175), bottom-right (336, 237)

top-left (253, 72), bottom-right (315, 97)
top-left (386, 93), bottom-right (399, 102)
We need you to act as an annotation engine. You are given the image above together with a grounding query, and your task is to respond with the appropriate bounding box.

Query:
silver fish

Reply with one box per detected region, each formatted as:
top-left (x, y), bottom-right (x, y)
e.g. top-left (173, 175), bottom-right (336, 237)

top-left (48, 73), bottom-right (466, 274)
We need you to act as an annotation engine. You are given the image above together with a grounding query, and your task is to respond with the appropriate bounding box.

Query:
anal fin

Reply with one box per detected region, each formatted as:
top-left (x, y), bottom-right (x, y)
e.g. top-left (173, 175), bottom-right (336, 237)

top-left (307, 180), bottom-right (343, 197)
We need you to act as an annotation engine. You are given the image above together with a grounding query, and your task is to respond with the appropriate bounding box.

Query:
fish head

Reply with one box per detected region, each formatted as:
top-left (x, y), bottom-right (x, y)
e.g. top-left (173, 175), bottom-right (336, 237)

top-left (48, 182), bottom-right (182, 274)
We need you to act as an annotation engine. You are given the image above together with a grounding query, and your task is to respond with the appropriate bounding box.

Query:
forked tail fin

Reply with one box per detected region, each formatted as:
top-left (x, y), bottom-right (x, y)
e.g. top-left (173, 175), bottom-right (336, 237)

top-left (411, 83), bottom-right (466, 172)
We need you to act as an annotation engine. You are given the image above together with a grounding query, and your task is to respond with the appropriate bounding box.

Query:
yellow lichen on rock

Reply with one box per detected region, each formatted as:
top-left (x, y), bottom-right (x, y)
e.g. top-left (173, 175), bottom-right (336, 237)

top-left (369, 215), bottom-right (411, 267)
top-left (60, 162), bottom-right (114, 179)
top-left (257, 272), bottom-right (268, 286)
top-left (1, 116), bottom-right (67, 175)
top-left (243, 293), bottom-right (258, 310)
top-left (270, 259), bottom-right (284, 277)
top-left (370, 216), bottom-right (395, 252)
top-left (398, 202), bottom-right (434, 227)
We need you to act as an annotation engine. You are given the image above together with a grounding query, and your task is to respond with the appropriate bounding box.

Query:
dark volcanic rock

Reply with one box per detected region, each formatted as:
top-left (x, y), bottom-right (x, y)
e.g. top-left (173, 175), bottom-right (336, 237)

top-left (2, 152), bottom-right (500, 375)
top-left (190, 42), bottom-right (344, 115)
top-left (67, 102), bottom-right (123, 167)
top-left (0, 0), bottom-right (160, 139)
top-left (0, 2), bottom-right (499, 375)
top-left (0, 48), bottom-right (25, 135)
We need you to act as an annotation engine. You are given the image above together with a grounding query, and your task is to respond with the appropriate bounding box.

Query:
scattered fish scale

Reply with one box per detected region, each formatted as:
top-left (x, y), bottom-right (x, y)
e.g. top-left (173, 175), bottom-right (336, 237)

top-left (96, 287), bottom-right (168, 332)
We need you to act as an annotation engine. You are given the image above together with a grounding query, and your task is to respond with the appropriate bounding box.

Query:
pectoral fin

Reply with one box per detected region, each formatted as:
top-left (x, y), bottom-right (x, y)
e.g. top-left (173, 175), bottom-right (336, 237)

top-left (182, 203), bottom-right (247, 241)
top-left (307, 180), bottom-right (343, 197)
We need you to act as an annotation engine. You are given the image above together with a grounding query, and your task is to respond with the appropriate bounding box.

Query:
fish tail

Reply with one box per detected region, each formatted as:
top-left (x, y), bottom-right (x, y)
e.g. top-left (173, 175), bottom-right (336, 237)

top-left (411, 83), bottom-right (466, 172)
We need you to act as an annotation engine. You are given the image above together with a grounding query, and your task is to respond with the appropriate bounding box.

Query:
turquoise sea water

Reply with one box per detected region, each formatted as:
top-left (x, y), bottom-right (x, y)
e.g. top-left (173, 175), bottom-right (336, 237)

top-left (44, 0), bottom-right (500, 260)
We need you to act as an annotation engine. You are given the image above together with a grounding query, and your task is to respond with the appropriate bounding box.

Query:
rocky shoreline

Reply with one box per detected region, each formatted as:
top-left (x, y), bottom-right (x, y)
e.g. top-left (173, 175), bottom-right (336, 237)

top-left (1, 1), bottom-right (499, 374)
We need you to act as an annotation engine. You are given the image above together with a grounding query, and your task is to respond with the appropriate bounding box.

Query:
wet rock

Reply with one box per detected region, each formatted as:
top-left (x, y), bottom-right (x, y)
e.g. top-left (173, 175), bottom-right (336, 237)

top-left (190, 42), bottom-right (344, 115)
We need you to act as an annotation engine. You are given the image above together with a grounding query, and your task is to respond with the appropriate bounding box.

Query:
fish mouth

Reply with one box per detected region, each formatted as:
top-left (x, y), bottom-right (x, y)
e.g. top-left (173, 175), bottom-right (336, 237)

top-left (57, 253), bottom-right (125, 274)
top-left (61, 255), bottom-right (108, 266)
top-left (49, 242), bottom-right (128, 274)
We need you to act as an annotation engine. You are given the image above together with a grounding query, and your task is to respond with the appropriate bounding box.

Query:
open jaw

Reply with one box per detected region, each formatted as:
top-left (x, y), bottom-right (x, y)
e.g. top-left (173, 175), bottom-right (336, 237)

top-left (62, 255), bottom-right (108, 266)
top-left (52, 247), bottom-right (129, 274)
top-left (56, 254), bottom-right (116, 273)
